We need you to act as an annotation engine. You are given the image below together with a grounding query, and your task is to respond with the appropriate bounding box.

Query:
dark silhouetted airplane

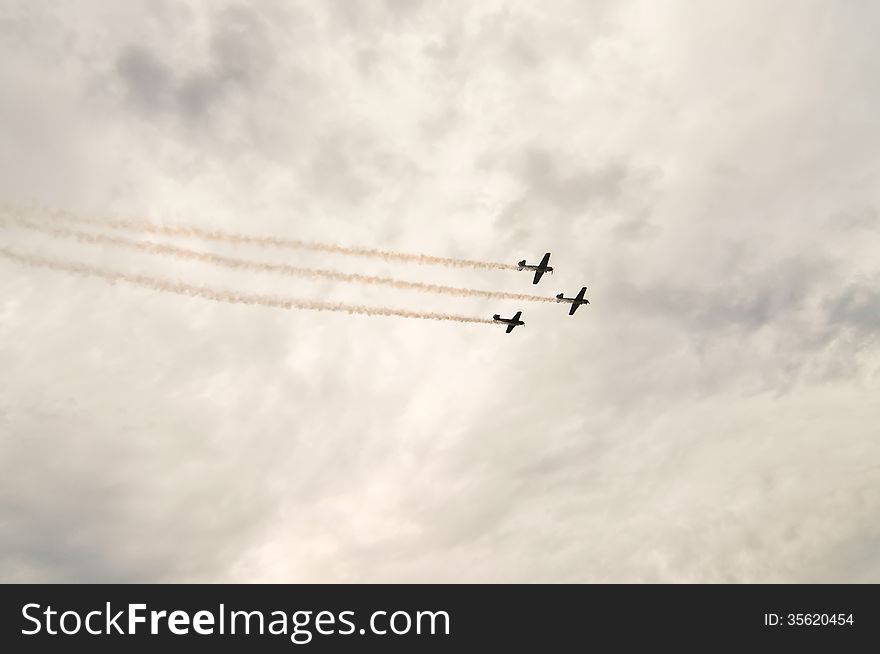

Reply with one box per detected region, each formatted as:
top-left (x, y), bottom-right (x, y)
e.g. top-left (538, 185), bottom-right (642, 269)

top-left (517, 252), bottom-right (553, 284)
top-left (493, 311), bottom-right (525, 333)
top-left (556, 286), bottom-right (589, 315)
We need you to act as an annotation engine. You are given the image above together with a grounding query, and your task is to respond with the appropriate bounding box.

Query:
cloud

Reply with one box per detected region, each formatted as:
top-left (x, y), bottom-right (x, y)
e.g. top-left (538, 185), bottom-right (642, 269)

top-left (825, 279), bottom-right (880, 336)
top-left (829, 206), bottom-right (879, 231)
top-left (0, 0), bottom-right (878, 583)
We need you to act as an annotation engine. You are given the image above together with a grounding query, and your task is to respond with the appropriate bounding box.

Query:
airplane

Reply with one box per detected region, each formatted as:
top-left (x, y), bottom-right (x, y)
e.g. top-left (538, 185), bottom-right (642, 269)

top-left (493, 311), bottom-right (525, 333)
top-left (556, 286), bottom-right (590, 315)
top-left (517, 252), bottom-right (553, 284)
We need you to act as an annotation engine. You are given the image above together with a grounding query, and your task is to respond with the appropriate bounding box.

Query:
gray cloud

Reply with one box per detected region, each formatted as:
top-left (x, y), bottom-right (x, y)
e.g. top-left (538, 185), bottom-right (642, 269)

top-left (825, 280), bottom-right (880, 335)
top-left (518, 149), bottom-right (634, 214)
top-left (116, 46), bottom-right (173, 113)
top-left (113, 6), bottom-right (282, 122)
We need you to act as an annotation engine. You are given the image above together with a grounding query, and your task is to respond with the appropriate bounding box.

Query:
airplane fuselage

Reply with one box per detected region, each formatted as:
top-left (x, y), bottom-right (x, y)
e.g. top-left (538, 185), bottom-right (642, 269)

top-left (555, 295), bottom-right (590, 305)
top-left (492, 315), bottom-right (525, 327)
top-left (517, 263), bottom-right (553, 273)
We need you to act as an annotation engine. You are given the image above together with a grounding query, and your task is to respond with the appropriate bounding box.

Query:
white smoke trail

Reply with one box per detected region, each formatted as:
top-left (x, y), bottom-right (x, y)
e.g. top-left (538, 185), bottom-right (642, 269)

top-left (0, 247), bottom-right (497, 325)
top-left (39, 210), bottom-right (519, 271)
top-left (13, 221), bottom-right (555, 304)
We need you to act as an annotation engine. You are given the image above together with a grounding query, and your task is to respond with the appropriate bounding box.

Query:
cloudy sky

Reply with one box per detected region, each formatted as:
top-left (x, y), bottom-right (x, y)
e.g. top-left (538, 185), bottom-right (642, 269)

top-left (1, 0), bottom-right (878, 583)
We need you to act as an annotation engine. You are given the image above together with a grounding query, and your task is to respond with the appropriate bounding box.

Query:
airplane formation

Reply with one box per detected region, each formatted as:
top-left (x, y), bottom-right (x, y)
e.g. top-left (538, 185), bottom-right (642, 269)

top-left (494, 252), bottom-right (589, 333)
top-left (1, 207), bottom-right (587, 331)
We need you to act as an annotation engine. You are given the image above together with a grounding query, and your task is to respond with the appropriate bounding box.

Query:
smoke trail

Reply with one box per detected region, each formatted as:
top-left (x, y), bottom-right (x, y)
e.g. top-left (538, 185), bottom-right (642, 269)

top-left (0, 247), bottom-right (497, 325)
top-left (13, 221), bottom-right (555, 304)
top-left (39, 210), bottom-right (519, 271)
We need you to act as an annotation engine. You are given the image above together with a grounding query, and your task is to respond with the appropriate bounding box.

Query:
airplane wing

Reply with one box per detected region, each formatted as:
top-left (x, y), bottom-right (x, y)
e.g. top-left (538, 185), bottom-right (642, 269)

top-left (506, 323), bottom-right (516, 333)
top-left (569, 303), bottom-right (580, 316)
top-left (532, 269), bottom-right (544, 284)
top-left (576, 287), bottom-right (587, 301)
top-left (512, 311), bottom-right (522, 321)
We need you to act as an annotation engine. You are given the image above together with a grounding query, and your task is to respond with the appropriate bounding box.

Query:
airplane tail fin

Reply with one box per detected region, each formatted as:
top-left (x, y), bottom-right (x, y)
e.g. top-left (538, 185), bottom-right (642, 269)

top-left (493, 314), bottom-right (500, 320)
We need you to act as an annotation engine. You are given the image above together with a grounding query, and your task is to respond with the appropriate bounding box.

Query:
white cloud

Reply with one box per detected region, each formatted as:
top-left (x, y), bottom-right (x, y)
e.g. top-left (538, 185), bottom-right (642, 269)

top-left (0, 0), bottom-right (878, 582)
